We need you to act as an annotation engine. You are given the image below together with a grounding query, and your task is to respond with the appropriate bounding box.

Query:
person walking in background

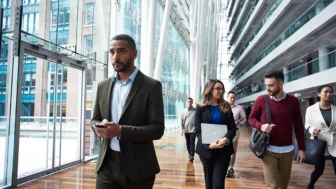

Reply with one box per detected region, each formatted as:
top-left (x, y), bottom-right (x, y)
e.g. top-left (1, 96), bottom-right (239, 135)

top-left (226, 91), bottom-right (246, 177)
top-left (91, 34), bottom-right (165, 189)
top-left (181, 97), bottom-right (196, 162)
top-left (195, 79), bottom-right (236, 189)
top-left (249, 70), bottom-right (306, 189)
top-left (305, 85), bottom-right (336, 189)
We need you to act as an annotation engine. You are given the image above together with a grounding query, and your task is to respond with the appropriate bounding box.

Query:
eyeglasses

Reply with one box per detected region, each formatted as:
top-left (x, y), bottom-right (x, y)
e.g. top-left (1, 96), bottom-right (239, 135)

top-left (187, 100), bottom-right (193, 102)
top-left (213, 87), bottom-right (225, 92)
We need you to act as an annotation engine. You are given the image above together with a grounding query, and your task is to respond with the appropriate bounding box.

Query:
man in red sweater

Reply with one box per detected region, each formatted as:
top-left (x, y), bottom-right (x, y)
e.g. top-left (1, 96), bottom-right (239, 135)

top-left (249, 70), bottom-right (306, 189)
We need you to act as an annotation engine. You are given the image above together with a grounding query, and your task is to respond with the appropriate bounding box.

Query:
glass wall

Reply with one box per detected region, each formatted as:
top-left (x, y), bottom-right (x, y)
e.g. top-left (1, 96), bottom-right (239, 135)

top-left (1, 1), bottom-right (12, 187)
top-left (1, 0), bottom-right (106, 187)
top-left (0, 38), bottom-right (11, 189)
top-left (17, 59), bottom-right (82, 179)
top-left (156, 1), bottom-right (190, 134)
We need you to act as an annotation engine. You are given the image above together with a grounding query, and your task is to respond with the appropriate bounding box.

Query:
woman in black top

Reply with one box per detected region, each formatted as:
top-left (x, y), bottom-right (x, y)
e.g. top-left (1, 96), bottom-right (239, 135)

top-left (195, 79), bottom-right (236, 189)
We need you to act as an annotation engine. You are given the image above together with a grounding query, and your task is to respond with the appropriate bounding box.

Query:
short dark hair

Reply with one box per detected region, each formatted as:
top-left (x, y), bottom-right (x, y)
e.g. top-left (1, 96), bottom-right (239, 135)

top-left (265, 70), bottom-right (284, 82)
top-left (227, 91), bottom-right (236, 95)
top-left (187, 97), bottom-right (193, 101)
top-left (316, 85), bottom-right (334, 102)
top-left (111, 34), bottom-right (136, 50)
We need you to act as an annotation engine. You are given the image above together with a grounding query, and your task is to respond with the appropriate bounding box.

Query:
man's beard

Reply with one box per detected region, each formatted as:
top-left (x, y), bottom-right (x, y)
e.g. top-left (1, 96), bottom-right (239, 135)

top-left (268, 88), bottom-right (280, 96)
top-left (113, 57), bottom-right (132, 72)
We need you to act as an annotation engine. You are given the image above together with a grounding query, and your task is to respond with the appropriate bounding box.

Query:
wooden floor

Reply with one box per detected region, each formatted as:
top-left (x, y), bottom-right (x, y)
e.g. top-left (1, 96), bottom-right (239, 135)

top-left (17, 124), bottom-right (336, 189)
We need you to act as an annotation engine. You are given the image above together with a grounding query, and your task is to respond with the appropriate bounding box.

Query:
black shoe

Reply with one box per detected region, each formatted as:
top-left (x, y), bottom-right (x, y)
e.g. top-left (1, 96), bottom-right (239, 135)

top-left (226, 168), bottom-right (234, 177)
top-left (189, 157), bottom-right (194, 162)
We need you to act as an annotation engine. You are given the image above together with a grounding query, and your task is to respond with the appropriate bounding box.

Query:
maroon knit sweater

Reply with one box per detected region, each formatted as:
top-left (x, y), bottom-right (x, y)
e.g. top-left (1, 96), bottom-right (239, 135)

top-left (249, 94), bottom-right (306, 151)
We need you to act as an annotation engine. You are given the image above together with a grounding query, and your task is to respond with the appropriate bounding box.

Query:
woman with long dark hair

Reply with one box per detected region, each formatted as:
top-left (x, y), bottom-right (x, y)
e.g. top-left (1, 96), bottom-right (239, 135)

top-left (195, 79), bottom-right (236, 189)
top-left (305, 85), bottom-right (336, 189)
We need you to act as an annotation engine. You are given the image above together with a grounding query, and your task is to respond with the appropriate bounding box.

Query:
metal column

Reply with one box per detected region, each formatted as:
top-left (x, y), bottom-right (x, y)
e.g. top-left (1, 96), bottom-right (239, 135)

top-left (0, 7), bottom-right (3, 54)
top-left (9, 5), bottom-right (23, 187)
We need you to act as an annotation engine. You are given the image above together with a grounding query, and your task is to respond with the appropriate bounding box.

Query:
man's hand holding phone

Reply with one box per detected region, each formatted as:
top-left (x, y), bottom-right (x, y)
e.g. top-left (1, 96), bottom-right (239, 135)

top-left (95, 124), bottom-right (106, 128)
top-left (93, 119), bottom-right (121, 138)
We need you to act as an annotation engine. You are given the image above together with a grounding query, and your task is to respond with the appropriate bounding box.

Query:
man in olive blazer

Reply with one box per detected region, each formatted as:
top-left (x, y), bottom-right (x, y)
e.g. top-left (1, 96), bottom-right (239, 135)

top-left (91, 34), bottom-right (164, 189)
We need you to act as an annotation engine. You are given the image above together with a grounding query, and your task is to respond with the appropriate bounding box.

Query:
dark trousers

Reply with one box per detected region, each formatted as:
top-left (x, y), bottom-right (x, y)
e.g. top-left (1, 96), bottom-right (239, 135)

top-left (185, 133), bottom-right (196, 158)
top-left (96, 148), bottom-right (155, 189)
top-left (199, 151), bottom-right (231, 189)
top-left (308, 156), bottom-right (336, 189)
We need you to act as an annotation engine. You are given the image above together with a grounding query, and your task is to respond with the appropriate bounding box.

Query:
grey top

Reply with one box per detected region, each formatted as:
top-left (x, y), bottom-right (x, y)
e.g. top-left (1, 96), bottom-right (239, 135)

top-left (181, 107), bottom-right (196, 133)
top-left (320, 108), bottom-right (332, 127)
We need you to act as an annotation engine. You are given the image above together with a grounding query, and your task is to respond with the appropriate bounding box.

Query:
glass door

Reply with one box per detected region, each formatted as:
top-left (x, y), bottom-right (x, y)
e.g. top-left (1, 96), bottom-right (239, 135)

top-left (16, 44), bottom-right (85, 184)
top-left (54, 64), bottom-right (82, 169)
top-left (17, 56), bottom-right (56, 179)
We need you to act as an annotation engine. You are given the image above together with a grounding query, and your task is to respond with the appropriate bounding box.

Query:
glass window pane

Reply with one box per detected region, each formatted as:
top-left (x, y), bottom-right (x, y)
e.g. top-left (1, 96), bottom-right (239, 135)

top-left (83, 34), bottom-right (93, 56)
top-left (0, 38), bottom-right (12, 188)
top-left (22, 14), bottom-right (28, 31)
top-left (85, 3), bottom-right (95, 25)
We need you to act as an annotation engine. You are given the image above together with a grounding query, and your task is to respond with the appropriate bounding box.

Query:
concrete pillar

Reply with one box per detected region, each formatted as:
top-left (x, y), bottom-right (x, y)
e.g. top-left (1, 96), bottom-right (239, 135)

top-left (108, 0), bottom-right (118, 77)
top-left (318, 47), bottom-right (329, 72)
top-left (140, 0), bottom-right (149, 73)
top-left (189, 0), bottom-right (197, 101)
top-left (143, 0), bottom-right (157, 77)
top-left (154, 0), bottom-right (172, 81)
top-left (282, 66), bottom-right (291, 83)
top-left (194, 0), bottom-right (208, 100)
top-left (206, 2), bottom-right (214, 81)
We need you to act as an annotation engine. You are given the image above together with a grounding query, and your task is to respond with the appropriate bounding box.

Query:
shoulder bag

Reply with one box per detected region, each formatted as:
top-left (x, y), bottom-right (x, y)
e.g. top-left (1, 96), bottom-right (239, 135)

top-left (248, 95), bottom-right (271, 159)
top-left (294, 127), bottom-right (326, 165)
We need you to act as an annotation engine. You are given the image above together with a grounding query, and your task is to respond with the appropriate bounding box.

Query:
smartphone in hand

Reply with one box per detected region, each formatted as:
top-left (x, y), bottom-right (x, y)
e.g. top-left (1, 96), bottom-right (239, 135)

top-left (95, 124), bottom-right (106, 128)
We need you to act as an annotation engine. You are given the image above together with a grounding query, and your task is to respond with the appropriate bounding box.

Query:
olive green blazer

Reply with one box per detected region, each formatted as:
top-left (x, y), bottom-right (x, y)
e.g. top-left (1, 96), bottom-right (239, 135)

top-left (91, 70), bottom-right (165, 181)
